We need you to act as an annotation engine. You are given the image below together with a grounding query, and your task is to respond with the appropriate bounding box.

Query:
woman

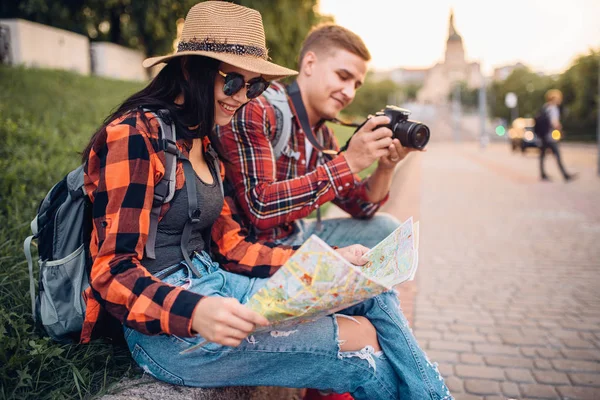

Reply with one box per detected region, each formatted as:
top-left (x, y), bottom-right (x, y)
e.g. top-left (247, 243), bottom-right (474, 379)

top-left (81, 2), bottom-right (451, 399)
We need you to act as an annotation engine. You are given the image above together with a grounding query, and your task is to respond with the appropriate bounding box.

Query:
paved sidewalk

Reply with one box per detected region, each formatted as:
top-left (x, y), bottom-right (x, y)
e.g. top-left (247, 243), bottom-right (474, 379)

top-left (411, 142), bottom-right (600, 399)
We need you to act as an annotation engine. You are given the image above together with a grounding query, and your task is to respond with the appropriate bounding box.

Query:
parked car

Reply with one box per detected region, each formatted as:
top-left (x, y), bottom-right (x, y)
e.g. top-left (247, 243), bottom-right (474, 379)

top-left (508, 117), bottom-right (561, 153)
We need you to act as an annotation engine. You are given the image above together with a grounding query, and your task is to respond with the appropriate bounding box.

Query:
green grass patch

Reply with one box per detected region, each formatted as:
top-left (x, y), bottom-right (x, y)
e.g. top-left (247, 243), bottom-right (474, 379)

top-left (0, 66), bottom-right (144, 400)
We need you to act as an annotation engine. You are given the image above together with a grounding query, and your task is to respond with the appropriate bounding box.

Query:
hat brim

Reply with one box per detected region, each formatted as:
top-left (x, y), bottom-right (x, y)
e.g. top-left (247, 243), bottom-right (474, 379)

top-left (143, 51), bottom-right (297, 81)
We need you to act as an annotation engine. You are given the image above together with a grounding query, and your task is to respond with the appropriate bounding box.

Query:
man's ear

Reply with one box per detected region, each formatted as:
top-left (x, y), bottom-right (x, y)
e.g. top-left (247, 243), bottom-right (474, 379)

top-left (301, 51), bottom-right (318, 76)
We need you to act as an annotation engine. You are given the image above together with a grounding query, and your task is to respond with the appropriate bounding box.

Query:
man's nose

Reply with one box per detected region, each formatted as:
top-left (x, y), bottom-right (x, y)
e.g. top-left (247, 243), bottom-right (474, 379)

top-left (340, 83), bottom-right (356, 102)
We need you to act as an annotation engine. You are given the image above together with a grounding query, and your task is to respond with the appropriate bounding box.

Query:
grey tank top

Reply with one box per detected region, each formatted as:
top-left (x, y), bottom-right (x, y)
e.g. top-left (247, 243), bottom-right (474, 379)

top-left (142, 163), bottom-right (224, 274)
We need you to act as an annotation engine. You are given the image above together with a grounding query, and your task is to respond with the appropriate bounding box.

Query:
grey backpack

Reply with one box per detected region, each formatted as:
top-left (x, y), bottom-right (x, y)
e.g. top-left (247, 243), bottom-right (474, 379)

top-left (24, 110), bottom-right (182, 342)
top-left (262, 85), bottom-right (295, 160)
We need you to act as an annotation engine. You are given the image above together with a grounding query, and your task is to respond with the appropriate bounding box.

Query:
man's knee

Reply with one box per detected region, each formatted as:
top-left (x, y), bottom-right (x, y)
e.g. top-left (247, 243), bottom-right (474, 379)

top-left (372, 213), bottom-right (400, 236)
top-left (336, 315), bottom-right (381, 352)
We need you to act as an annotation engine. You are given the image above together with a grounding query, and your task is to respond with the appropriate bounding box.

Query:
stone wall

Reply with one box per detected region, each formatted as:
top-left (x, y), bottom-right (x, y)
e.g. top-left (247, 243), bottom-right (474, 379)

top-left (0, 19), bottom-right (90, 75)
top-left (91, 42), bottom-right (147, 81)
top-left (0, 18), bottom-right (155, 82)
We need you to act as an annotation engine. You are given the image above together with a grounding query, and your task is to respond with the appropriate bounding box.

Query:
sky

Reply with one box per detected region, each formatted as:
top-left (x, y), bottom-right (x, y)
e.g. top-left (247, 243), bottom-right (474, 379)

top-left (318, 0), bottom-right (600, 76)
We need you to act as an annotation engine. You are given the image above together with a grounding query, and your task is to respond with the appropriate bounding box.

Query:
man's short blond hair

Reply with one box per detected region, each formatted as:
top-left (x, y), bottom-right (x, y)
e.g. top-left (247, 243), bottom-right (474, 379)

top-left (298, 24), bottom-right (370, 69)
top-left (545, 89), bottom-right (563, 103)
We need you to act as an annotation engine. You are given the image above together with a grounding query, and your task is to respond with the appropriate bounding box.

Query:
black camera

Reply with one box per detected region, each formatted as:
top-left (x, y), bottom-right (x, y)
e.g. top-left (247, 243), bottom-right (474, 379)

top-left (375, 106), bottom-right (430, 150)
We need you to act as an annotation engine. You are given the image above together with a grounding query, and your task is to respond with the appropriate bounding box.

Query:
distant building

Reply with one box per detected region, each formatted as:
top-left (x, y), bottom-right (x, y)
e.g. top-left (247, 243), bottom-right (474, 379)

top-left (416, 11), bottom-right (482, 104)
top-left (373, 67), bottom-right (428, 85)
top-left (492, 62), bottom-right (527, 81)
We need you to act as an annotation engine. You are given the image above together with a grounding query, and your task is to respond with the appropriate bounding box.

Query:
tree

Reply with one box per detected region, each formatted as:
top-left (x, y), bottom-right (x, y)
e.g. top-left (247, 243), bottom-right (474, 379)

top-left (340, 73), bottom-right (400, 120)
top-left (487, 49), bottom-right (599, 140)
top-left (447, 81), bottom-right (479, 111)
top-left (235, 0), bottom-right (326, 70)
top-left (557, 49), bottom-right (599, 140)
top-left (488, 67), bottom-right (555, 122)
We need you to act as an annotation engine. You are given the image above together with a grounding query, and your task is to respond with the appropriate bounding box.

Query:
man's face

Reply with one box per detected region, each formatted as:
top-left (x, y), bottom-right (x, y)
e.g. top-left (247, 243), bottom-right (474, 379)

top-left (303, 48), bottom-right (368, 121)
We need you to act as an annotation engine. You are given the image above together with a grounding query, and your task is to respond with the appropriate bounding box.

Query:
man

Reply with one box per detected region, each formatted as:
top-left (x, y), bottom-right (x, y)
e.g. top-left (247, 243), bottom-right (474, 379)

top-left (214, 24), bottom-right (417, 255)
top-left (211, 25), bottom-right (429, 400)
top-left (539, 89), bottom-right (577, 182)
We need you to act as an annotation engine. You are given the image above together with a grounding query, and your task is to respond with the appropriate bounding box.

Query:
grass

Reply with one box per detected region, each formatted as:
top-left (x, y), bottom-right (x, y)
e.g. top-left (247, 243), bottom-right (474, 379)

top-left (0, 65), bottom-right (144, 400)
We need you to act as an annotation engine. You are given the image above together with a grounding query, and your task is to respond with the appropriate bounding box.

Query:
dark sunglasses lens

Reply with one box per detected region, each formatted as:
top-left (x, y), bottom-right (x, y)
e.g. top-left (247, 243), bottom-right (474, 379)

top-left (246, 80), bottom-right (269, 99)
top-left (222, 74), bottom-right (244, 96)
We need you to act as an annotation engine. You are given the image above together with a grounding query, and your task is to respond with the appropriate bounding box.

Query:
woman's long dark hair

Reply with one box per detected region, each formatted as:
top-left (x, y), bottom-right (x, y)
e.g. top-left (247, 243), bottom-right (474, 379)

top-left (82, 55), bottom-right (220, 162)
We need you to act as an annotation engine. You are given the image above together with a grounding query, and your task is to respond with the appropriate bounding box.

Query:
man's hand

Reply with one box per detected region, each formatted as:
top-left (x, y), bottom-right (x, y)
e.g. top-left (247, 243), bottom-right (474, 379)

top-left (336, 244), bottom-right (370, 266)
top-left (344, 116), bottom-right (393, 174)
top-left (377, 138), bottom-right (422, 170)
top-left (191, 297), bottom-right (269, 347)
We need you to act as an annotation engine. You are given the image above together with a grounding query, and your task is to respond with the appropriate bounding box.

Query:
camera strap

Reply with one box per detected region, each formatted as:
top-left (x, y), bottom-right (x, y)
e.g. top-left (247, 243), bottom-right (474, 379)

top-left (287, 81), bottom-right (338, 159)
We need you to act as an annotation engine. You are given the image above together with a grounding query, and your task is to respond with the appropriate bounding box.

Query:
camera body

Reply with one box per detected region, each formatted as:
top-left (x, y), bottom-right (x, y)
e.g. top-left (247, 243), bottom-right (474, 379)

top-left (375, 106), bottom-right (430, 150)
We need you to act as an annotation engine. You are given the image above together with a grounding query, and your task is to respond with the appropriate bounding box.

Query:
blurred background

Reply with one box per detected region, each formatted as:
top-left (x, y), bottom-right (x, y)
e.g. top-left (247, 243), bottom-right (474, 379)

top-left (1, 1), bottom-right (599, 399)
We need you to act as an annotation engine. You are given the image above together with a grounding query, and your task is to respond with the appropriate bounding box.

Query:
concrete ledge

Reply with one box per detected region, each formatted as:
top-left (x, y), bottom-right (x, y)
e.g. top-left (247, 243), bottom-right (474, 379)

top-left (91, 42), bottom-right (147, 81)
top-left (0, 18), bottom-right (90, 74)
top-left (100, 375), bottom-right (303, 400)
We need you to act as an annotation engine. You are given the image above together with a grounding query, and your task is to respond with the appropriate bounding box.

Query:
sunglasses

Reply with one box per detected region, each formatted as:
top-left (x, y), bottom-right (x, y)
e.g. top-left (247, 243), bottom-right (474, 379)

top-left (219, 70), bottom-right (269, 99)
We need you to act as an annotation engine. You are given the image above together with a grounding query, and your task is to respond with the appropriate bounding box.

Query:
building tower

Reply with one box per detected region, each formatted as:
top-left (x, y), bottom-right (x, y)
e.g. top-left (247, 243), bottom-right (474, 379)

top-left (444, 10), bottom-right (466, 73)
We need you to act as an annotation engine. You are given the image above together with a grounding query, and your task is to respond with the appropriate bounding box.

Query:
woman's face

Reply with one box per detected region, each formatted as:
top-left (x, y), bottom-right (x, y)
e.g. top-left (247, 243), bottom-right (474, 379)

top-left (214, 63), bottom-right (262, 126)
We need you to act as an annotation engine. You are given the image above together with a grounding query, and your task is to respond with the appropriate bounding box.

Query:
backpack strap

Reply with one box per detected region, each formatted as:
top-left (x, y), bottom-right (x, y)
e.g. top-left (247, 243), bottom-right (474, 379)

top-left (145, 109), bottom-right (178, 261)
top-left (144, 109), bottom-right (219, 280)
top-left (205, 143), bottom-right (224, 197)
top-left (24, 233), bottom-right (36, 321)
top-left (262, 86), bottom-right (293, 160)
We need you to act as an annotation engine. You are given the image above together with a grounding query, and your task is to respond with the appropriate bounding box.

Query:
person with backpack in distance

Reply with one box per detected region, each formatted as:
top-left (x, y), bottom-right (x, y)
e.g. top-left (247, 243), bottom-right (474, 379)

top-left (213, 24), bottom-right (449, 400)
top-left (536, 89), bottom-right (577, 182)
top-left (26, 3), bottom-right (451, 399)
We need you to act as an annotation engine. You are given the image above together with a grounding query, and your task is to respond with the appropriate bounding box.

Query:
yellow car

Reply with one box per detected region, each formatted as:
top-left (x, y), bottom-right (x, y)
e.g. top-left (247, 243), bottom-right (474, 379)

top-left (508, 117), bottom-right (561, 153)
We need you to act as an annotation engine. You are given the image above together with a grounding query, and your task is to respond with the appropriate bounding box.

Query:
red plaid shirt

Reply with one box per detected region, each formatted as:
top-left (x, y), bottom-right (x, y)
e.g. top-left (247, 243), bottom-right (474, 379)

top-left (81, 109), bottom-right (298, 343)
top-left (215, 82), bottom-right (387, 242)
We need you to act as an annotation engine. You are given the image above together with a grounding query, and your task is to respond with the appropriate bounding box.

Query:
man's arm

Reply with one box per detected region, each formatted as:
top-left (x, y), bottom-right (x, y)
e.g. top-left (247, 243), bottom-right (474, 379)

top-left (331, 132), bottom-right (417, 217)
top-left (218, 99), bottom-right (356, 230)
top-left (548, 105), bottom-right (562, 130)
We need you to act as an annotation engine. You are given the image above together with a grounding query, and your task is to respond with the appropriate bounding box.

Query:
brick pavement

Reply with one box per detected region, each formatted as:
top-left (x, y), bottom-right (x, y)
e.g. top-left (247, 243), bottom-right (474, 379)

top-left (410, 142), bottom-right (600, 399)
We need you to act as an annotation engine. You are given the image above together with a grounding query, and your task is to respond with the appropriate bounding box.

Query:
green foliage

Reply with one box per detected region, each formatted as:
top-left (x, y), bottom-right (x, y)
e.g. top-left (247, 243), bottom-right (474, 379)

top-left (342, 74), bottom-right (400, 120)
top-left (488, 66), bottom-right (555, 122)
top-left (236, 0), bottom-right (325, 71)
top-left (488, 48), bottom-right (599, 141)
top-left (0, 66), bottom-right (143, 399)
top-left (557, 50), bottom-right (599, 139)
top-left (448, 81), bottom-right (479, 110)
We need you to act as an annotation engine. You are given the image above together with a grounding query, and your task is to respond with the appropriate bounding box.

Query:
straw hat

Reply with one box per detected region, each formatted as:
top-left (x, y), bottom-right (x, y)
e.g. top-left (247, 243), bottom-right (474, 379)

top-left (142, 1), bottom-right (297, 81)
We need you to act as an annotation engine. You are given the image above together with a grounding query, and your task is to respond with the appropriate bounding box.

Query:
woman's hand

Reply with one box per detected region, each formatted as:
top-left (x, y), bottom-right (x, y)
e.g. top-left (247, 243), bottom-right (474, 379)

top-left (191, 297), bottom-right (269, 347)
top-left (336, 244), bottom-right (370, 266)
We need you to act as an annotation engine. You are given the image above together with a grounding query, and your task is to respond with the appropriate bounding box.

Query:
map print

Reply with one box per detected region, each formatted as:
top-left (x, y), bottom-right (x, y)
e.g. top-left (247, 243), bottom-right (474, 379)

top-left (246, 217), bottom-right (419, 328)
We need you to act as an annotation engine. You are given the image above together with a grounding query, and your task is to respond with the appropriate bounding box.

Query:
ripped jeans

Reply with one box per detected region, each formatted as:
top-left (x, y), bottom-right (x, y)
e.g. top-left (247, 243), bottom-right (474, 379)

top-left (124, 251), bottom-right (452, 400)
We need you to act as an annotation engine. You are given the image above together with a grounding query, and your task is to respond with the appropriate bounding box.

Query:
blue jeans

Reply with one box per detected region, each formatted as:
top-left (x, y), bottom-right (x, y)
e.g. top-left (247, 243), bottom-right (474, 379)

top-left (125, 252), bottom-right (452, 399)
top-left (282, 213), bottom-right (401, 249)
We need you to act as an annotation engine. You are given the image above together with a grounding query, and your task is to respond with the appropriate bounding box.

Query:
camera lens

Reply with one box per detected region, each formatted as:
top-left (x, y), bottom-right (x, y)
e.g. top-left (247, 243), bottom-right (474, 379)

top-left (410, 124), bottom-right (430, 149)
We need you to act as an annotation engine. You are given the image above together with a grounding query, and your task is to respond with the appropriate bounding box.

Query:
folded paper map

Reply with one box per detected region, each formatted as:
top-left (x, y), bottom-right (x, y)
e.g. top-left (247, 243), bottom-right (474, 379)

top-left (246, 217), bottom-right (419, 328)
top-left (181, 218), bottom-right (419, 354)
